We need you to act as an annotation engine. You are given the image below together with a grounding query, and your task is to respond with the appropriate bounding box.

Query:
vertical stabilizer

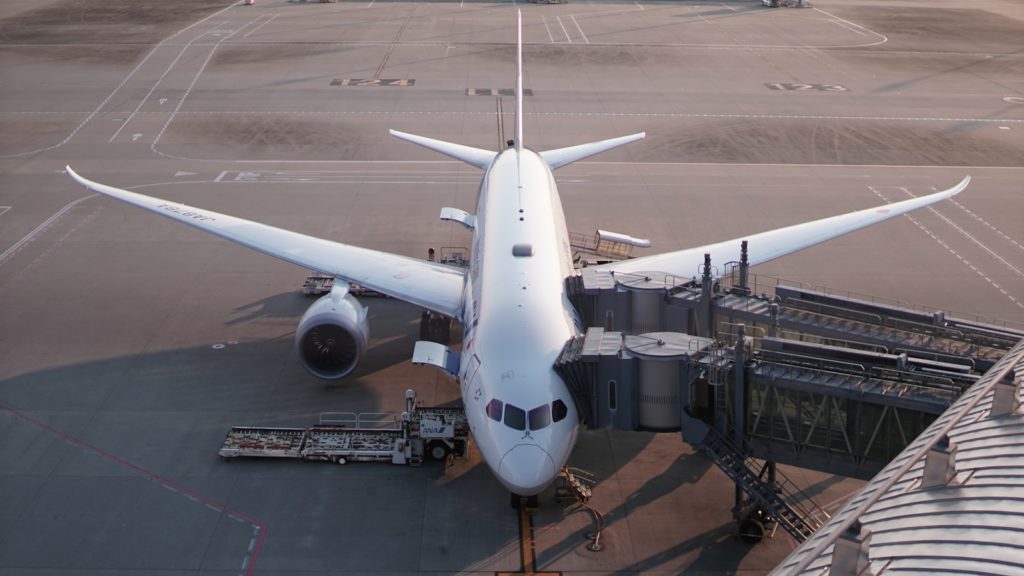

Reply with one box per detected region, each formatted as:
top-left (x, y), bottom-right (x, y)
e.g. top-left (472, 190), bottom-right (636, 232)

top-left (515, 10), bottom-right (523, 154)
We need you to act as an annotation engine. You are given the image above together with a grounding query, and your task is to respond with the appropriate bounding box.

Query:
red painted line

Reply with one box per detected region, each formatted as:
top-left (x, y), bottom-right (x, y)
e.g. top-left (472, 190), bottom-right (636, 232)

top-left (0, 405), bottom-right (267, 576)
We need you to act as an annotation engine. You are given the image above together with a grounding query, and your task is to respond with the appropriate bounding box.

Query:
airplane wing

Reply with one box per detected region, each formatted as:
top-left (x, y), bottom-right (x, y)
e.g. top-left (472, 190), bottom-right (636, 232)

top-left (595, 177), bottom-right (971, 280)
top-left (66, 166), bottom-right (467, 318)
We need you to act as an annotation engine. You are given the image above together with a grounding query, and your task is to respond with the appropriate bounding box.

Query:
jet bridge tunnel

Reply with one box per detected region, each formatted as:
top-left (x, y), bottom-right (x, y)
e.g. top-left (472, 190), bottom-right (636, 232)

top-left (556, 247), bottom-right (1024, 542)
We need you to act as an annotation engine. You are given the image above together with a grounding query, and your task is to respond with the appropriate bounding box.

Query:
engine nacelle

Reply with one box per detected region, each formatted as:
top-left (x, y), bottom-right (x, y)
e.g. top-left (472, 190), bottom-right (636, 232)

top-left (294, 284), bottom-right (369, 379)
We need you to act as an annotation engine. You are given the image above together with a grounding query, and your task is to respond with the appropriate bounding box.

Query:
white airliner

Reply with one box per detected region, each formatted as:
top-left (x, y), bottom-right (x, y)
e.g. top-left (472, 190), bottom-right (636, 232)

top-left (67, 13), bottom-right (970, 499)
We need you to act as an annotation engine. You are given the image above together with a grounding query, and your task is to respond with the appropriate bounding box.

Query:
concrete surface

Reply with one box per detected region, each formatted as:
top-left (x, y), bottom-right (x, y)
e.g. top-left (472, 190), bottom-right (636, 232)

top-left (1, 0), bottom-right (1022, 574)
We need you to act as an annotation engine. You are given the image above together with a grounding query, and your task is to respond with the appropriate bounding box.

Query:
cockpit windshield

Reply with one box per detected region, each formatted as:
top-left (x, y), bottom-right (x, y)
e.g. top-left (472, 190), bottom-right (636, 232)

top-left (504, 404), bottom-right (526, 431)
top-left (487, 398), bottom-right (569, 431)
top-left (528, 404), bottom-right (550, 430)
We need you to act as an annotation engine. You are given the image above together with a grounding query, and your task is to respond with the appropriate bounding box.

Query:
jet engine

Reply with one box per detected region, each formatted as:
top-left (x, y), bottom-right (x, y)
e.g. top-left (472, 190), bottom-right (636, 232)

top-left (294, 283), bottom-right (369, 379)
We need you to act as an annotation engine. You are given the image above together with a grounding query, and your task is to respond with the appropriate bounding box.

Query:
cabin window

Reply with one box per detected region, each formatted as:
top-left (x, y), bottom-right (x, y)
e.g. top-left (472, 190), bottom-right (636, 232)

top-left (486, 399), bottom-right (503, 422)
top-left (504, 404), bottom-right (526, 431)
top-left (608, 380), bottom-right (618, 411)
top-left (552, 400), bottom-right (568, 423)
top-left (528, 404), bottom-right (551, 431)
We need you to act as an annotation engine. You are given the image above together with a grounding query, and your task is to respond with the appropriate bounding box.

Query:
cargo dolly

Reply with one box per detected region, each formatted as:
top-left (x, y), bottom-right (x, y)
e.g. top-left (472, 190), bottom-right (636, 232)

top-left (219, 390), bottom-right (468, 465)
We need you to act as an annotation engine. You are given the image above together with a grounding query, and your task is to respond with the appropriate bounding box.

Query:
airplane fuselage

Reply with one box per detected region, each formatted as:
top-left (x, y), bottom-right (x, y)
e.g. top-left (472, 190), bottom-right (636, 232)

top-left (458, 148), bottom-right (581, 496)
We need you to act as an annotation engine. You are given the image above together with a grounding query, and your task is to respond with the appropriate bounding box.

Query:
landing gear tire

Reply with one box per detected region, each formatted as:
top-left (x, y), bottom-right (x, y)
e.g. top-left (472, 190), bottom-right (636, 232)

top-left (512, 493), bottom-right (539, 510)
top-left (420, 311), bottom-right (452, 344)
top-left (738, 517), bottom-right (765, 544)
top-left (427, 441), bottom-right (450, 462)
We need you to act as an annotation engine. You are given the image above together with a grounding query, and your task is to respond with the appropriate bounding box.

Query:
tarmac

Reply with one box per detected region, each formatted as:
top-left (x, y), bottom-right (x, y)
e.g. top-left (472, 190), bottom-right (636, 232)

top-left (1, 0), bottom-right (1022, 574)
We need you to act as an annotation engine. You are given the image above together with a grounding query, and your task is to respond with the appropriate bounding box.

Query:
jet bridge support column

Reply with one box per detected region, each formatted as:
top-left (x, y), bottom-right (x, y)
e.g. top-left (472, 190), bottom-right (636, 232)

top-left (736, 240), bottom-right (751, 295)
top-left (734, 324), bottom-right (747, 509)
top-left (699, 254), bottom-right (714, 338)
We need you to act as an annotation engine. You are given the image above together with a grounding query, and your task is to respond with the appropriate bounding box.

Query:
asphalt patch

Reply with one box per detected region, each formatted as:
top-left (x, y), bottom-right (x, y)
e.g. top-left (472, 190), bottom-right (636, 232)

top-left (641, 118), bottom-right (1024, 166)
top-left (829, 6), bottom-right (1024, 53)
top-left (164, 115), bottom-right (372, 160)
top-left (0, 0), bottom-right (233, 46)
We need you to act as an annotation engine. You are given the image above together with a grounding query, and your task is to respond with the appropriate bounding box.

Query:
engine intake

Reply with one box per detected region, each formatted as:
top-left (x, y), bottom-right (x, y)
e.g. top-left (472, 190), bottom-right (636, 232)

top-left (295, 284), bottom-right (369, 379)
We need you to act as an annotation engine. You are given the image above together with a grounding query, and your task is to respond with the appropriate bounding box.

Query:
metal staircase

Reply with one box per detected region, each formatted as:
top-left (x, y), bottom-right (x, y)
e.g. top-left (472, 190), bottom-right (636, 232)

top-left (683, 411), bottom-right (828, 543)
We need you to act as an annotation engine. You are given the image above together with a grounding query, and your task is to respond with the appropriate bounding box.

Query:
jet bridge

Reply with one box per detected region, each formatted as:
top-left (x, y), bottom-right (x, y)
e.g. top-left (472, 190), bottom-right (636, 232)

top-left (559, 245), bottom-right (1024, 541)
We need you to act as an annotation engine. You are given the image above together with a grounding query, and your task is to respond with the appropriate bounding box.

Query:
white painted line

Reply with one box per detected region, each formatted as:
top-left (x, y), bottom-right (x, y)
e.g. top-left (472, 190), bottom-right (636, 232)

top-left (946, 197), bottom-right (1024, 254)
top-left (243, 12), bottom-right (279, 39)
top-left (214, 170), bottom-right (229, 182)
top-left (900, 187), bottom-right (1024, 280)
top-left (0, 194), bottom-right (96, 267)
top-left (813, 7), bottom-right (887, 46)
top-left (542, 16), bottom-right (555, 44)
top-left (151, 15), bottom-right (264, 154)
top-left (556, 16), bottom-right (572, 44)
top-left (828, 19), bottom-right (868, 38)
top-left (0, 2), bottom-right (239, 159)
top-left (635, 2), bottom-right (645, 10)
top-left (0, 206), bottom-right (10, 217)
top-left (570, 15), bottom-right (590, 44)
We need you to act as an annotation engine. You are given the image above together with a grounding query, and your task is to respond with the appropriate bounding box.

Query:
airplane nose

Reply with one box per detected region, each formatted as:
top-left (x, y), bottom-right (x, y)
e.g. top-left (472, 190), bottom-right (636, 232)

top-left (497, 444), bottom-right (557, 496)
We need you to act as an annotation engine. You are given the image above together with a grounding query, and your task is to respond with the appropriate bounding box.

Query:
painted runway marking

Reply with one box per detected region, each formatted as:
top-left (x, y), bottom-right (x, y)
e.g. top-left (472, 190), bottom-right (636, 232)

top-left (125, 108), bottom-right (1023, 124)
top-left (108, 23), bottom-right (223, 143)
top-left (0, 206), bottom-right (10, 216)
top-left (870, 187), bottom-right (1023, 311)
top-left (812, 7), bottom-right (887, 46)
top-left (151, 14), bottom-right (266, 153)
top-left (0, 406), bottom-right (268, 576)
top-left (0, 194), bottom-right (96, 268)
top-left (542, 16), bottom-right (556, 43)
top-left (571, 15), bottom-right (590, 44)
top-left (899, 187), bottom-right (1024, 281)
top-left (946, 197), bottom-right (1024, 253)
top-left (0, 2), bottom-right (239, 159)
top-left (243, 13), bottom-right (279, 39)
top-left (556, 16), bottom-right (572, 44)
top-left (828, 18), bottom-right (868, 38)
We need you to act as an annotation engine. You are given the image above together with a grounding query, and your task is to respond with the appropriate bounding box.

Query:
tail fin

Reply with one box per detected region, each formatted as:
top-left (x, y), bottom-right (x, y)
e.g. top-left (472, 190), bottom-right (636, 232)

top-left (515, 10), bottom-right (524, 154)
top-left (390, 12), bottom-right (644, 171)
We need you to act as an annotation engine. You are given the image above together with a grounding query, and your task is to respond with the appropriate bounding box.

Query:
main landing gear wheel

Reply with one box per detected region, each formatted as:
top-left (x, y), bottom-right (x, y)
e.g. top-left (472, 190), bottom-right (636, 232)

top-left (738, 516), bottom-right (766, 544)
top-left (427, 441), bottom-right (450, 462)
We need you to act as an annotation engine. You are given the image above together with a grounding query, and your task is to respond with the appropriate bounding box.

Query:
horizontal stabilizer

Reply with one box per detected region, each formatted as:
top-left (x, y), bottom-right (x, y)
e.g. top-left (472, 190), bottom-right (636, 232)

top-left (540, 132), bottom-right (646, 170)
top-left (389, 129), bottom-right (496, 170)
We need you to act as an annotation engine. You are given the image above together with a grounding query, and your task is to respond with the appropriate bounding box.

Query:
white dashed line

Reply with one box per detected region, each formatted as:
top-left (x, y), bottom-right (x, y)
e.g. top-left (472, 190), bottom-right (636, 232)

top-left (0, 194), bottom-right (97, 267)
top-left (570, 15), bottom-right (590, 44)
top-left (870, 187), bottom-right (1023, 310)
top-left (899, 187), bottom-right (1024, 280)
top-left (0, 2), bottom-right (239, 159)
top-left (946, 197), bottom-right (1024, 254)
top-left (151, 14), bottom-right (266, 153)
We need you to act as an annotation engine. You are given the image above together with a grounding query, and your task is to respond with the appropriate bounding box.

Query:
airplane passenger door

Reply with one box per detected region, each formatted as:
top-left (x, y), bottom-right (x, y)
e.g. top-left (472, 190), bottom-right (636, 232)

top-left (462, 353), bottom-right (481, 398)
